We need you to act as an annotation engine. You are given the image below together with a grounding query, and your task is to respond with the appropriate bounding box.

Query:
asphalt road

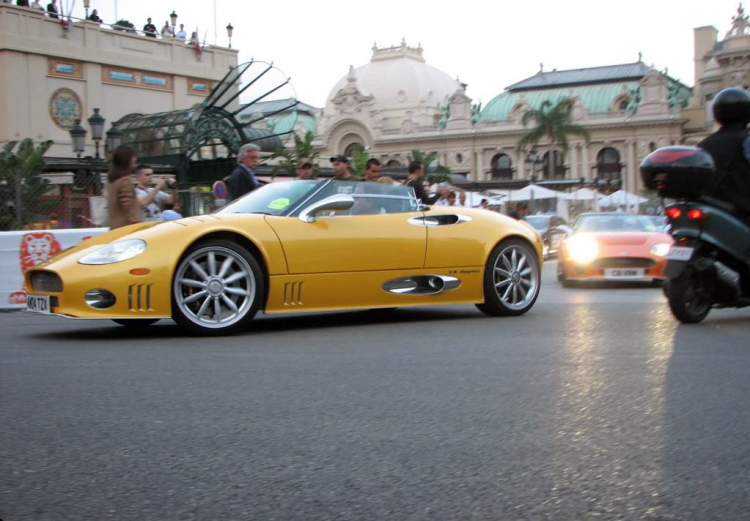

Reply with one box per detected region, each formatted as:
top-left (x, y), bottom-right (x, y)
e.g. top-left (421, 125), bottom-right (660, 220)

top-left (2, 261), bottom-right (750, 520)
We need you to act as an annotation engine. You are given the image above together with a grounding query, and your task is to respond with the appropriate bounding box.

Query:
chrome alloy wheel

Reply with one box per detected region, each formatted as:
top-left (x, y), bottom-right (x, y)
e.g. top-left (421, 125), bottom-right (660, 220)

top-left (492, 243), bottom-right (539, 311)
top-left (173, 246), bottom-right (257, 329)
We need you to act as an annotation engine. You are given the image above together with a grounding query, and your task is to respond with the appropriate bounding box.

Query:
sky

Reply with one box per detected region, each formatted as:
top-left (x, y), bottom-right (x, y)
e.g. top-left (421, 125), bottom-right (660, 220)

top-left (61, 0), bottom-right (739, 109)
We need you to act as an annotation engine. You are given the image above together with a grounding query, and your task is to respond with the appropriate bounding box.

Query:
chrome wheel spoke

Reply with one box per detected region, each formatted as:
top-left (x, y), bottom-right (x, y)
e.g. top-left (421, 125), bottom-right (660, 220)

top-left (520, 268), bottom-right (532, 277)
top-left (180, 278), bottom-right (205, 289)
top-left (225, 287), bottom-right (249, 297)
top-left (224, 271), bottom-right (249, 284)
top-left (208, 252), bottom-right (217, 276)
top-left (517, 255), bottom-right (527, 272)
top-left (520, 277), bottom-right (532, 288)
top-left (221, 294), bottom-right (239, 313)
top-left (214, 298), bottom-right (222, 322)
top-left (518, 284), bottom-right (528, 300)
top-left (502, 284), bottom-right (513, 301)
top-left (189, 260), bottom-right (210, 281)
top-left (196, 297), bottom-right (212, 318)
top-left (184, 290), bottom-right (207, 304)
top-left (502, 255), bottom-right (513, 271)
top-left (511, 249), bottom-right (518, 270)
top-left (495, 267), bottom-right (511, 278)
top-left (218, 257), bottom-right (234, 279)
top-left (495, 279), bottom-right (511, 288)
top-left (512, 286), bottom-right (519, 303)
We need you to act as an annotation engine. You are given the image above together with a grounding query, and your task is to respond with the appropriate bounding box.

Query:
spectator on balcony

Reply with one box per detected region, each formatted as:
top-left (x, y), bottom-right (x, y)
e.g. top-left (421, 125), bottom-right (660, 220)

top-left (160, 20), bottom-right (174, 38)
top-left (143, 17), bottom-right (157, 37)
top-left (46, 0), bottom-right (58, 18)
top-left (175, 23), bottom-right (187, 39)
top-left (16, 0), bottom-right (30, 7)
top-left (88, 9), bottom-right (102, 22)
top-left (31, 0), bottom-right (45, 12)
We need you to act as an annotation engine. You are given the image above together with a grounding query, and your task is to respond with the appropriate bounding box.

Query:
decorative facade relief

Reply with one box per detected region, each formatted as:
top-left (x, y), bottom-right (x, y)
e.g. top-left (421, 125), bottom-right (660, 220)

top-left (635, 69), bottom-right (670, 117)
top-left (330, 66), bottom-right (374, 115)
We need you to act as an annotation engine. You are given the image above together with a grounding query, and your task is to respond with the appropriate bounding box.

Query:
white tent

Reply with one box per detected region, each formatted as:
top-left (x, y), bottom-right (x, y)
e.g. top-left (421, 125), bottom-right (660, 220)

top-left (562, 188), bottom-right (602, 201)
top-left (599, 190), bottom-right (648, 207)
top-left (502, 184), bottom-right (564, 201)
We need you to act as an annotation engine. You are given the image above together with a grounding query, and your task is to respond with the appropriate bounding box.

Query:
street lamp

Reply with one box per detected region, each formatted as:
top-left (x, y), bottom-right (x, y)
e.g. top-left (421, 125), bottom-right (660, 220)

top-left (69, 119), bottom-right (87, 158)
top-left (87, 108), bottom-right (106, 159)
top-left (106, 123), bottom-right (123, 155)
top-left (83, 0), bottom-right (90, 19)
top-left (170, 11), bottom-right (178, 33)
top-left (226, 23), bottom-right (234, 48)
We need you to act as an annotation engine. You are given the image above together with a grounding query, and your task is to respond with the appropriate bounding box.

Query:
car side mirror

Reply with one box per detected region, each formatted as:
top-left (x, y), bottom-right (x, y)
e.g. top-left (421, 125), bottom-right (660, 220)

top-left (299, 194), bottom-right (354, 223)
top-left (551, 225), bottom-right (573, 236)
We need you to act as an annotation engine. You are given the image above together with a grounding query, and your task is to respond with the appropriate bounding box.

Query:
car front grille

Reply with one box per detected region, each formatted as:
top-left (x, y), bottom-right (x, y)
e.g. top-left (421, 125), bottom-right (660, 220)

top-left (30, 271), bottom-right (63, 293)
top-left (592, 257), bottom-right (655, 269)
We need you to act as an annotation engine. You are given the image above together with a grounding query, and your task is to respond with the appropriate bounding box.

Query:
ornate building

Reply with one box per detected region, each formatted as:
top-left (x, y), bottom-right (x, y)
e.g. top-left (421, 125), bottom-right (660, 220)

top-left (684, 4), bottom-right (750, 142)
top-left (313, 40), bottom-right (692, 193)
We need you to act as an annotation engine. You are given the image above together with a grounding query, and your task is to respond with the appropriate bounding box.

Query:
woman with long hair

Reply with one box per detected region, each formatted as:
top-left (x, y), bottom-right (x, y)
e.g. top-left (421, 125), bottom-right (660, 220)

top-left (107, 145), bottom-right (141, 229)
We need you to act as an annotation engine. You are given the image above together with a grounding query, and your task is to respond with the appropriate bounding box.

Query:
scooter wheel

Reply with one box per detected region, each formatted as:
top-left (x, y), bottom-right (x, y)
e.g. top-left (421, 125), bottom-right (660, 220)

top-left (666, 267), bottom-right (711, 323)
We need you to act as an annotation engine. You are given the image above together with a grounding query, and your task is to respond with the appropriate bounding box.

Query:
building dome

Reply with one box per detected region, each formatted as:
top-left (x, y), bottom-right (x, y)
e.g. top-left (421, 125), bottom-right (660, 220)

top-left (324, 41), bottom-right (460, 114)
top-left (703, 57), bottom-right (722, 79)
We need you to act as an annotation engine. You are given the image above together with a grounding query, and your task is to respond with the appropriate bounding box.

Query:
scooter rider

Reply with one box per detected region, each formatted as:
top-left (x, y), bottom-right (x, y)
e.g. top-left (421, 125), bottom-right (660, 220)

top-left (698, 88), bottom-right (750, 217)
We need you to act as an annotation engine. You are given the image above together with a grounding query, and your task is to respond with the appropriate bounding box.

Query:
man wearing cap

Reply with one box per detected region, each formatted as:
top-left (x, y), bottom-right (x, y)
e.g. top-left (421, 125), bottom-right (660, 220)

top-left (330, 154), bottom-right (360, 181)
top-left (295, 158), bottom-right (313, 180)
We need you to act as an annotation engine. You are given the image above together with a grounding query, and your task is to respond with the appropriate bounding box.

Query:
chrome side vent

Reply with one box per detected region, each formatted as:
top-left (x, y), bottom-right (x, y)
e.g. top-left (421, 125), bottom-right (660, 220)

top-left (128, 284), bottom-right (153, 311)
top-left (283, 282), bottom-right (304, 306)
top-left (383, 275), bottom-right (461, 296)
top-left (30, 271), bottom-right (63, 293)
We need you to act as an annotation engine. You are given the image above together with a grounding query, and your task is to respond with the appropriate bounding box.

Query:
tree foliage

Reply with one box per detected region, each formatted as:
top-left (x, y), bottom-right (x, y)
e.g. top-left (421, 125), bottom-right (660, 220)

top-left (0, 139), bottom-right (53, 231)
top-left (409, 149), bottom-right (451, 183)
top-left (518, 97), bottom-right (590, 178)
top-left (269, 131), bottom-right (319, 178)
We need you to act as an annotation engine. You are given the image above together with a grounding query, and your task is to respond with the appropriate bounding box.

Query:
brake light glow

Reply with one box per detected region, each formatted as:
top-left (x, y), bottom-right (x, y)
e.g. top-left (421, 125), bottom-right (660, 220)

top-left (688, 209), bottom-right (706, 220)
top-left (649, 150), bottom-right (695, 163)
top-left (665, 207), bottom-right (682, 220)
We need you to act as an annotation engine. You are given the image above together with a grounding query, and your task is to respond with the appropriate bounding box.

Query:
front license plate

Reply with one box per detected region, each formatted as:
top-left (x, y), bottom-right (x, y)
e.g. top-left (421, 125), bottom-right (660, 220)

top-left (604, 269), bottom-right (645, 279)
top-left (666, 246), bottom-right (694, 261)
top-left (26, 295), bottom-right (50, 314)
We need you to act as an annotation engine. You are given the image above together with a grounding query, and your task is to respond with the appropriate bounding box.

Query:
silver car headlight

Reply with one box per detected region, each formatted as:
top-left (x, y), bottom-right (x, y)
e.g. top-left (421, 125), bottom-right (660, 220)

top-left (79, 239), bottom-right (146, 265)
top-left (650, 243), bottom-right (671, 257)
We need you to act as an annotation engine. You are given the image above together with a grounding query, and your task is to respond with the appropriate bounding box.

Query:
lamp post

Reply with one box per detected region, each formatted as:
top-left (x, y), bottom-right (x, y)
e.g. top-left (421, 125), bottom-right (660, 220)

top-left (170, 11), bottom-right (178, 34)
top-left (106, 123), bottom-right (123, 155)
top-left (87, 108), bottom-right (105, 159)
top-left (83, 0), bottom-right (90, 19)
top-left (69, 119), bottom-right (87, 159)
top-left (226, 23), bottom-right (234, 48)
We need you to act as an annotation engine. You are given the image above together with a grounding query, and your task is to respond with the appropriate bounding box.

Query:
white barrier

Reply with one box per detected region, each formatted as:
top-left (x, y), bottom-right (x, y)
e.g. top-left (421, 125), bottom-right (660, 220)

top-left (0, 228), bottom-right (109, 309)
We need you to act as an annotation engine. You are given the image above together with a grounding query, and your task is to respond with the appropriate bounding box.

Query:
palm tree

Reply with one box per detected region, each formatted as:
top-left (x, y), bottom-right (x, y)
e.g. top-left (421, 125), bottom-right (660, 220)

top-left (0, 139), bottom-right (53, 230)
top-left (409, 149), bottom-right (451, 183)
top-left (269, 131), bottom-right (319, 178)
top-left (518, 97), bottom-right (590, 180)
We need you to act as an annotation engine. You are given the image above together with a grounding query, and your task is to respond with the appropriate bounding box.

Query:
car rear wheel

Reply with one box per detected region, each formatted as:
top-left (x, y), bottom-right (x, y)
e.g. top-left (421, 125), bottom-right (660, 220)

top-left (476, 239), bottom-right (540, 317)
top-left (112, 319), bottom-right (160, 327)
top-left (172, 240), bottom-right (264, 336)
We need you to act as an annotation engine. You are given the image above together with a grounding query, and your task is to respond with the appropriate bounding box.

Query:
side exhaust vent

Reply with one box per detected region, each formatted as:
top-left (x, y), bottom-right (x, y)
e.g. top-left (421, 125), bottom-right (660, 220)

top-left (128, 284), bottom-right (153, 311)
top-left (284, 282), bottom-right (304, 306)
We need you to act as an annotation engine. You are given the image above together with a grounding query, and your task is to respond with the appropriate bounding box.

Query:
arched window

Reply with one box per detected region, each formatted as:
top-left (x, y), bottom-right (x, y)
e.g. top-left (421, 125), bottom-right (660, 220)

top-left (541, 150), bottom-right (565, 179)
top-left (596, 147), bottom-right (621, 182)
top-left (386, 159), bottom-right (401, 168)
top-left (344, 142), bottom-right (364, 158)
top-left (491, 153), bottom-right (513, 180)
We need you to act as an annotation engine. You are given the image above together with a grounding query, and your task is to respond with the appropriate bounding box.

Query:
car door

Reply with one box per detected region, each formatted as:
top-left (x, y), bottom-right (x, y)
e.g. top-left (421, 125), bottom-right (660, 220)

top-left (265, 182), bottom-right (426, 274)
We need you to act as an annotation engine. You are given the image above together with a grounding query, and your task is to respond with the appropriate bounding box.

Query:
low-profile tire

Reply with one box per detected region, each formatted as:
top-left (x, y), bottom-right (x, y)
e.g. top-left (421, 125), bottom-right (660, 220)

top-left (171, 239), bottom-right (264, 336)
top-left (112, 319), bottom-right (160, 327)
top-left (666, 266), bottom-right (711, 324)
top-left (476, 238), bottom-right (541, 317)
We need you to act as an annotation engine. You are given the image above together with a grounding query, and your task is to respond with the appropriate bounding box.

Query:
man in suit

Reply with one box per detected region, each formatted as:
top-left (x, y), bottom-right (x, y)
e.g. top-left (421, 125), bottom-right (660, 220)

top-left (227, 144), bottom-right (261, 201)
top-left (46, 0), bottom-right (58, 18)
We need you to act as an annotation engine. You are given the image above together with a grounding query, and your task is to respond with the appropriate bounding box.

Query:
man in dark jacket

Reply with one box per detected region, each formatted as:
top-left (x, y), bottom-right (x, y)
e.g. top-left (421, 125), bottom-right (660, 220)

top-left (46, 0), bottom-right (58, 18)
top-left (227, 144), bottom-right (261, 201)
top-left (402, 161), bottom-right (447, 205)
top-left (699, 88), bottom-right (750, 216)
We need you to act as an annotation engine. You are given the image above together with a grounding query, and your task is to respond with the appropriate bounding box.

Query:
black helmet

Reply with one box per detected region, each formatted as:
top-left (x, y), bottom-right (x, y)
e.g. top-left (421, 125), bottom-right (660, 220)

top-left (713, 88), bottom-right (750, 126)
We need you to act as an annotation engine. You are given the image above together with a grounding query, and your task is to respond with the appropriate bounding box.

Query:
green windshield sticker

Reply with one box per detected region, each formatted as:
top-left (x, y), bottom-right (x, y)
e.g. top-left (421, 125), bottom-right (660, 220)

top-left (268, 198), bottom-right (290, 210)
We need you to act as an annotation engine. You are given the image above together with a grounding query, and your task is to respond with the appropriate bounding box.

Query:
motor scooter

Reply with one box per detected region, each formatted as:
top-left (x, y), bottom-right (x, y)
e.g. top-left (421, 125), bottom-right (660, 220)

top-left (640, 146), bottom-right (750, 323)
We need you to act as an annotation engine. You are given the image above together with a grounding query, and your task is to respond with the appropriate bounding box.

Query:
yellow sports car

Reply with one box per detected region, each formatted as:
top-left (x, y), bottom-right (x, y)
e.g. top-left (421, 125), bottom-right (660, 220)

top-left (25, 180), bottom-right (544, 335)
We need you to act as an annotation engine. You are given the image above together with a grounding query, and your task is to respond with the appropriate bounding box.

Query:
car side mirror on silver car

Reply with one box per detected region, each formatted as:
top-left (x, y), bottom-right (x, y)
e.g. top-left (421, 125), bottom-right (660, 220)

top-left (551, 225), bottom-right (573, 236)
top-left (299, 194), bottom-right (355, 223)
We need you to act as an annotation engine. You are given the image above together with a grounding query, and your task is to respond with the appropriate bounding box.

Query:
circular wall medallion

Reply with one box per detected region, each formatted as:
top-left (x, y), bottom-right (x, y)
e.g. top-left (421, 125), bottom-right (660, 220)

top-left (49, 88), bottom-right (83, 130)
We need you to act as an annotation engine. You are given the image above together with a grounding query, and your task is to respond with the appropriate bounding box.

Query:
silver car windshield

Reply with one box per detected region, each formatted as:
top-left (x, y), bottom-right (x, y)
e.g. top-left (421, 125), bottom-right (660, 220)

top-left (218, 180), bottom-right (322, 216)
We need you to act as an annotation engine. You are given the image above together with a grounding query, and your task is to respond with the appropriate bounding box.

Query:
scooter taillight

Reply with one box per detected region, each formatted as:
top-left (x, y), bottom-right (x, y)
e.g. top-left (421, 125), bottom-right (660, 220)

top-left (688, 208), bottom-right (707, 220)
top-left (665, 207), bottom-right (682, 220)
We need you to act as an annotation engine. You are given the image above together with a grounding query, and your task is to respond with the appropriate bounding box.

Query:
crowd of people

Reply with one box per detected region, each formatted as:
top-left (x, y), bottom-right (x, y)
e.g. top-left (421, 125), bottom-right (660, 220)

top-left (7, 0), bottom-right (59, 17)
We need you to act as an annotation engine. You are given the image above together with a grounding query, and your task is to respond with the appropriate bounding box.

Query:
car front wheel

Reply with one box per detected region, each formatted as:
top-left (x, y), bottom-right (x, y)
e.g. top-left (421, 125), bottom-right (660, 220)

top-left (476, 239), bottom-right (541, 317)
top-left (171, 240), bottom-right (264, 336)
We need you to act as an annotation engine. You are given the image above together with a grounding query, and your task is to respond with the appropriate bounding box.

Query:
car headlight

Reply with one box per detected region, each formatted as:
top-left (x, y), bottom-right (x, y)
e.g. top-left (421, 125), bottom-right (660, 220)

top-left (566, 235), bottom-right (598, 264)
top-left (79, 239), bottom-right (146, 265)
top-left (650, 243), bottom-right (671, 257)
